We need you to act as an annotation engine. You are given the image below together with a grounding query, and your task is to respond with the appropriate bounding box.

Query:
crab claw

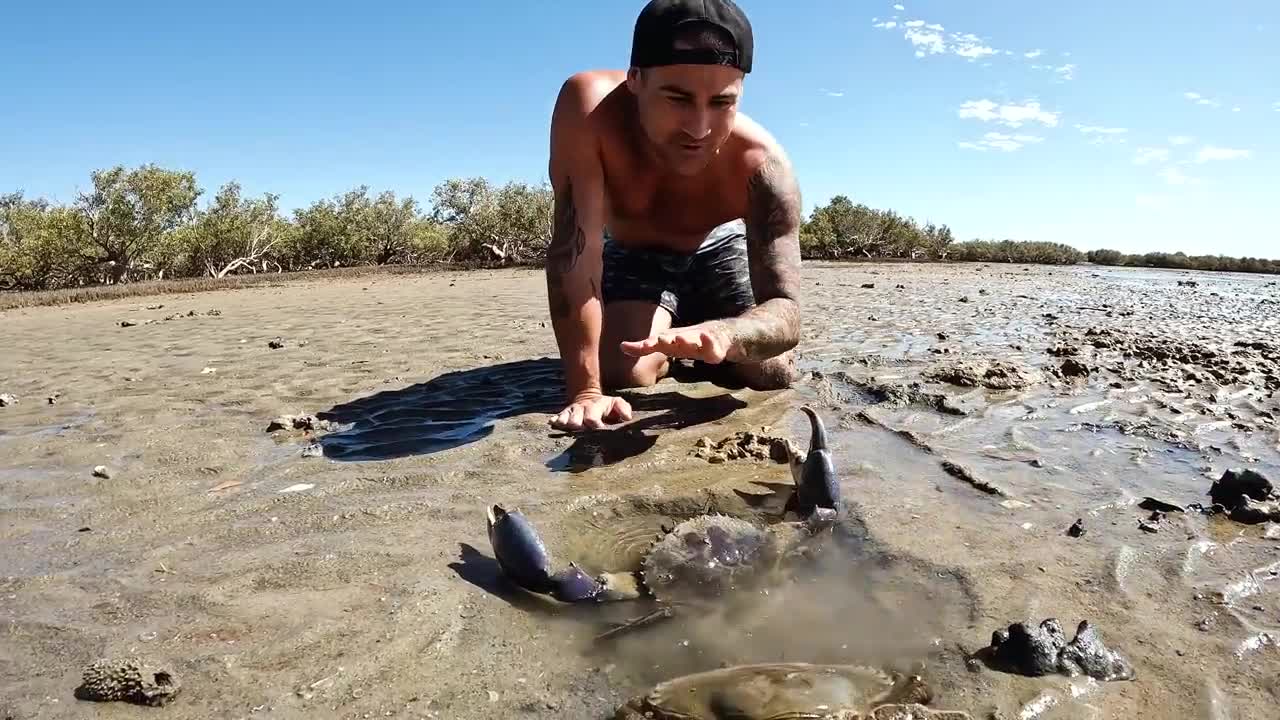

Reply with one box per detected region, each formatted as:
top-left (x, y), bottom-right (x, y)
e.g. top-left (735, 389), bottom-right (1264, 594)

top-left (795, 406), bottom-right (839, 514)
top-left (485, 505), bottom-right (607, 603)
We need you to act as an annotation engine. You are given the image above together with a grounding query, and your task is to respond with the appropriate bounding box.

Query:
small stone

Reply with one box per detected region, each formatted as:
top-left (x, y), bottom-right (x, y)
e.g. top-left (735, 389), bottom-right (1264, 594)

top-left (93, 466), bottom-right (111, 479)
top-left (861, 282), bottom-right (875, 289)
top-left (1067, 519), bottom-right (1086, 538)
top-left (268, 338), bottom-right (285, 349)
top-left (0, 393), bottom-right (16, 407)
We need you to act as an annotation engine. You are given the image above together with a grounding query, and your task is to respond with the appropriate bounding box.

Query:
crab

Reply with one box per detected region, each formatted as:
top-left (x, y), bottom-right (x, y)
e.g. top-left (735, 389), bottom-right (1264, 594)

top-left (485, 406), bottom-right (844, 638)
top-left (611, 662), bottom-right (974, 720)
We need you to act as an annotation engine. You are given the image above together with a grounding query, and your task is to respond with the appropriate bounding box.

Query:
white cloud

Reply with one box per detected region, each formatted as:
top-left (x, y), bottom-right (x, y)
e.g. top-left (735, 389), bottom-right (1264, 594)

top-left (893, 3), bottom-right (905, 9)
top-left (874, 16), bottom-right (999, 61)
top-left (1168, 135), bottom-right (1194, 145)
top-left (958, 99), bottom-right (1060, 128)
top-left (826, 91), bottom-right (845, 97)
top-left (905, 27), bottom-right (946, 56)
top-left (958, 132), bottom-right (1044, 152)
top-left (951, 32), bottom-right (997, 60)
top-left (1232, 106), bottom-right (1241, 112)
top-left (1076, 124), bottom-right (1126, 145)
top-left (1183, 91), bottom-right (1221, 108)
top-left (1024, 49), bottom-right (1043, 58)
top-left (1134, 147), bottom-right (1169, 165)
top-left (1195, 145), bottom-right (1251, 162)
top-left (1031, 63), bottom-right (1075, 81)
top-left (1273, 101), bottom-right (1280, 112)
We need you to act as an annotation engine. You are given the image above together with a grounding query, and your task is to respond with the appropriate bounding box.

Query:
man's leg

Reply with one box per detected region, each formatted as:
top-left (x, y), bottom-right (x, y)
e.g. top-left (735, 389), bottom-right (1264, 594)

top-left (600, 300), bottom-right (674, 389)
top-left (598, 235), bottom-right (682, 390)
top-left (685, 220), bottom-right (801, 391)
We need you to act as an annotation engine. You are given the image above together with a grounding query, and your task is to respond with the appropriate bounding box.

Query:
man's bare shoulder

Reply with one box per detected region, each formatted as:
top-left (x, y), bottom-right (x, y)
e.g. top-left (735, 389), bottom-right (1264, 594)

top-left (727, 111), bottom-right (792, 179)
top-left (553, 70), bottom-right (627, 125)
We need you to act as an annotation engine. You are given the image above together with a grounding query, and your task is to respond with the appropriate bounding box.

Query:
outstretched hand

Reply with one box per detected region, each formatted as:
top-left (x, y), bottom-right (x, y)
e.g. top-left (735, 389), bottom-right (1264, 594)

top-left (550, 391), bottom-right (633, 431)
top-left (619, 322), bottom-right (733, 365)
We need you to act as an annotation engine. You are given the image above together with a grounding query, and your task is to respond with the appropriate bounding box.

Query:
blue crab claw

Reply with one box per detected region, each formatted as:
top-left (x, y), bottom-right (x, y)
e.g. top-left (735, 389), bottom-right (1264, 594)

top-left (486, 504), bottom-right (610, 603)
top-left (794, 406), bottom-right (839, 514)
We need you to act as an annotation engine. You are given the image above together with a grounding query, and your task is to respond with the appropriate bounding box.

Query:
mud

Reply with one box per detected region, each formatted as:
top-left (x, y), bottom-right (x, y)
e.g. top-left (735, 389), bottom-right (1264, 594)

top-left (1, 262), bottom-right (1279, 719)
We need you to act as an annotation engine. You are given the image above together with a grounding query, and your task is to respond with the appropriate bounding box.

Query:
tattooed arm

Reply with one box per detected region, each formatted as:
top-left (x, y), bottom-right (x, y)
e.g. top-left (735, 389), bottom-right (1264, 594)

top-left (545, 74), bottom-right (609, 404)
top-left (719, 143), bottom-right (804, 362)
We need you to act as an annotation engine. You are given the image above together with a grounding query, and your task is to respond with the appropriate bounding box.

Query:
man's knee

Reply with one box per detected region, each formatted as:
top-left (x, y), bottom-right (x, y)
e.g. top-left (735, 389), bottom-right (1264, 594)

top-left (733, 353), bottom-right (800, 391)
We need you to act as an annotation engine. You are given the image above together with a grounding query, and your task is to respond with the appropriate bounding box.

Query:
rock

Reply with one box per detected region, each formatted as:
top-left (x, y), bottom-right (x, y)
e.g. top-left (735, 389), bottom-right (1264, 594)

top-left (93, 466), bottom-right (111, 479)
top-left (861, 282), bottom-right (875, 289)
top-left (1209, 468), bottom-right (1273, 507)
top-left (1207, 469), bottom-right (1280, 524)
top-left (268, 337), bottom-right (285, 349)
top-left (982, 619), bottom-right (1135, 682)
top-left (74, 657), bottom-right (180, 706)
top-left (0, 393), bottom-right (16, 407)
top-left (1059, 358), bottom-right (1091, 378)
top-left (1138, 497), bottom-right (1185, 513)
top-left (1067, 519), bottom-right (1085, 537)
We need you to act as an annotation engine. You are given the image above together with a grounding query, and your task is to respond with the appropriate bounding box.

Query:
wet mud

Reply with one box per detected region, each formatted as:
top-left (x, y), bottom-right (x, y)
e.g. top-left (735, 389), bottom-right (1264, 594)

top-left (1, 262), bottom-right (1279, 719)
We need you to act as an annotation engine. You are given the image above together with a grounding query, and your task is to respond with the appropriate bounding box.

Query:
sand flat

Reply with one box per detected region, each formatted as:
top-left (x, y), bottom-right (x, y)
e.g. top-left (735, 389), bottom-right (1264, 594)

top-left (2, 262), bottom-right (1279, 719)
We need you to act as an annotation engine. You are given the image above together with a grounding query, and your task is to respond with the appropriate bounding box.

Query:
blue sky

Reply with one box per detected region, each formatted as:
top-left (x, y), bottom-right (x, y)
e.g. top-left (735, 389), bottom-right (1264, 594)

top-left (2, 0), bottom-right (1276, 257)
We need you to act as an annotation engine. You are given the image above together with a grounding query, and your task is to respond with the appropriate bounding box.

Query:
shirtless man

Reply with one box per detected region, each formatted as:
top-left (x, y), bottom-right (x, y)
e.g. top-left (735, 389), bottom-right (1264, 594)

top-left (546, 0), bottom-right (803, 432)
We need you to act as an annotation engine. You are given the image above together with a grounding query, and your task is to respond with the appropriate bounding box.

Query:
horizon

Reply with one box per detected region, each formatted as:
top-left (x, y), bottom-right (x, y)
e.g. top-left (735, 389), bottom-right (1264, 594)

top-left (2, 0), bottom-right (1276, 258)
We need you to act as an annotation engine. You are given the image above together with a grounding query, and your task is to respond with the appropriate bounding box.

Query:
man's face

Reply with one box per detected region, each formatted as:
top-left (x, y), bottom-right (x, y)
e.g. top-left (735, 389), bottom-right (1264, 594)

top-left (627, 64), bottom-right (744, 176)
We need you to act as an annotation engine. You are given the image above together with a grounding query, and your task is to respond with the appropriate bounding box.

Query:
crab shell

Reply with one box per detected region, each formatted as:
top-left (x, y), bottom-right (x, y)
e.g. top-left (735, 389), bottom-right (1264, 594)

top-left (638, 513), bottom-right (807, 603)
top-left (611, 662), bottom-right (971, 720)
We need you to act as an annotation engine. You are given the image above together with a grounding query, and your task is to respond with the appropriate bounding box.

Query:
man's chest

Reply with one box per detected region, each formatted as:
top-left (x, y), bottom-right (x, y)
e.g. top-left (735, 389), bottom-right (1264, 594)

top-left (600, 156), bottom-right (748, 248)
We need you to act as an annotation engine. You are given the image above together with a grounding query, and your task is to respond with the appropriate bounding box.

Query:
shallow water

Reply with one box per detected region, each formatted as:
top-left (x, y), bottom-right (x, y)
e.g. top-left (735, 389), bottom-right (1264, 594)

top-left (1, 263), bottom-right (1278, 719)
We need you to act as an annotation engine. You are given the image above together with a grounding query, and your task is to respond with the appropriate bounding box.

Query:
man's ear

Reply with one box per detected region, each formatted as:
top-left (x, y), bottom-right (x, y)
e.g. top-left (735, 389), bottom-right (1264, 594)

top-left (625, 67), bottom-right (644, 92)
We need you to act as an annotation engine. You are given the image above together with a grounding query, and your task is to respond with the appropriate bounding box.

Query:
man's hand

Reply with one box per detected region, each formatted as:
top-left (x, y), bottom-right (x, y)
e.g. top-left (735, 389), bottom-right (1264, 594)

top-left (619, 321), bottom-right (734, 364)
top-left (550, 390), bottom-right (634, 431)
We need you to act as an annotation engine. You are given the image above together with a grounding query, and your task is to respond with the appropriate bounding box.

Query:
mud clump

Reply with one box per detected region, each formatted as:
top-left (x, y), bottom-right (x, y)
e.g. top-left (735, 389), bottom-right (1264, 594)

top-left (691, 428), bottom-right (793, 464)
top-left (74, 657), bottom-right (180, 706)
top-left (981, 619), bottom-right (1135, 682)
top-left (267, 413), bottom-right (339, 433)
top-left (924, 359), bottom-right (1038, 391)
top-left (1208, 468), bottom-right (1280, 524)
top-left (1057, 358), bottom-right (1092, 378)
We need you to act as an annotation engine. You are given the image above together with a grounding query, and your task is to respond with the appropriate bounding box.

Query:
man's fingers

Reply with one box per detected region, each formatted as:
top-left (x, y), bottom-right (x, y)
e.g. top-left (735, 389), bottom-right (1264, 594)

top-left (582, 401), bottom-right (606, 430)
top-left (608, 397), bottom-right (634, 422)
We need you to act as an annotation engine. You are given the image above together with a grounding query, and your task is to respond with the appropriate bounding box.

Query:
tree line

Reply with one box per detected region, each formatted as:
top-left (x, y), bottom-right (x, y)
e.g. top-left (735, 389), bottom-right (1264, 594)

top-left (2, 163), bottom-right (1276, 291)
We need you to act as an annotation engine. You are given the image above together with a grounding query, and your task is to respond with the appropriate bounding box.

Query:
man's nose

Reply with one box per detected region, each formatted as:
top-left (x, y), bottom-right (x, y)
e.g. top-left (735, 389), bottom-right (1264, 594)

top-left (681, 107), bottom-right (713, 139)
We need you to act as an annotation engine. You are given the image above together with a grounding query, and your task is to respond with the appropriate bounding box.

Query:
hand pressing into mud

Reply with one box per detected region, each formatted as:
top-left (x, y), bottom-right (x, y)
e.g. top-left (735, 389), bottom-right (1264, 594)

top-left (620, 322), bottom-right (732, 364)
top-left (550, 391), bottom-right (633, 431)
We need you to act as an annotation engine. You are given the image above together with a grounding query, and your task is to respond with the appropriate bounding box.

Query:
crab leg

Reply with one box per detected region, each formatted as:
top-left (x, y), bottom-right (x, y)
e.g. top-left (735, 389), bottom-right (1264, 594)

top-left (593, 605), bottom-right (678, 642)
top-left (486, 505), bottom-right (645, 603)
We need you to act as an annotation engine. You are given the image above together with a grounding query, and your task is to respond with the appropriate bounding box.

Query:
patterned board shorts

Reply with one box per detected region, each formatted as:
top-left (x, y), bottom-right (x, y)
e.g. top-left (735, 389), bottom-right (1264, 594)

top-left (601, 219), bottom-right (755, 326)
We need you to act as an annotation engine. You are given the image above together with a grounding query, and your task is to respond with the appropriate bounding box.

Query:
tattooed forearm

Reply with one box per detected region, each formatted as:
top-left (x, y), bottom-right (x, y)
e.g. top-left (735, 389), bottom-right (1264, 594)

top-left (546, 177), bottom-right (587, 320)
top-left (721, 149), bottom-right (803, 362)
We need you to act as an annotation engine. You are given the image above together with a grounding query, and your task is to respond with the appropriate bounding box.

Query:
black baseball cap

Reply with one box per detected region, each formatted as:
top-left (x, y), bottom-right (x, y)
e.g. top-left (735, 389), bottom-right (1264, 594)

top-left (630, 0), bottom-right (754, 74)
